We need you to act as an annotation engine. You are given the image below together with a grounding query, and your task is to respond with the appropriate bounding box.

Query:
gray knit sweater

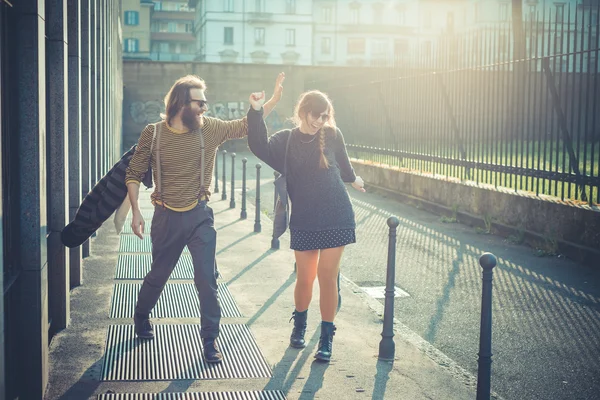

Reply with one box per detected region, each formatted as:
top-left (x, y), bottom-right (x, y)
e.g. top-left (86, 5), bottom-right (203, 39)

top-left (247, 108), bottom-right (356, 232)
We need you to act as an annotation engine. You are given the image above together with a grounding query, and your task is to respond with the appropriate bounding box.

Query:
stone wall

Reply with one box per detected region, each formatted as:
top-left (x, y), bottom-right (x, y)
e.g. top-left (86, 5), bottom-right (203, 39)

top-left (353, 160), bottom-right (600, 266)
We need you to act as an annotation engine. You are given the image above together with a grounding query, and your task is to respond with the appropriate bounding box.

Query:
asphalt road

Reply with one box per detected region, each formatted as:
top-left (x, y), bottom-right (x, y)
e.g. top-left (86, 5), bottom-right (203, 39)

top-left (219, 149), bottom-right (600, 400)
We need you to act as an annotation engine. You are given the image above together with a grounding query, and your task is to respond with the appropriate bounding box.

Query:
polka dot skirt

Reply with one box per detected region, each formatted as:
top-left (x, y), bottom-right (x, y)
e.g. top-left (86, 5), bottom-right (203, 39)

top-left (290, 228), bottom-right (356, 251)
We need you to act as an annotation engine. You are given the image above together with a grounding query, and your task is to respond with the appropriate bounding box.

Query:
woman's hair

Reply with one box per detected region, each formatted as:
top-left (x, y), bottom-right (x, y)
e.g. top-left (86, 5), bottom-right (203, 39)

top-left (161, 75), bottom-right (207, 124)
top-left (292, 90), bottom-right (337, 169)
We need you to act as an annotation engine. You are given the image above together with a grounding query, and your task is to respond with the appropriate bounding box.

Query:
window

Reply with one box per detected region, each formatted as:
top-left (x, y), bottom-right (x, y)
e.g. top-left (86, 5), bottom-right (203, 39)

top-left (124, 38), bottom-right (139, 53)
top-left (153, 1), bottom-right (162, 11)
top-left (499, 3), bottom-right (509, 22)
top-left (397, 4), bottom-right (406, 25)
top-left (447, 12), bottom-right (454, 33)
top-left (555, 3), bottom-right (565, 22)
top-left (255, 0), bottom-right (265, 13)
top-left (422, 41), bottom-right (432, 59)
top-left (168, 22), bottom-right (177, 32)
top-left (124, 11), bottom-right (139, 26)
top-left (394, 39), bottom-right (408, 58)
top-left (321, 37), bottom-right (331, 54)
top-left (224, 27), bottom-right (234, 44)
top-left (372, 39), bottom-right (387, 57)
top-left (286, 0), bottom-right (296, 14)
top-left (224, 0), bottom-right (234, 12)
top-left (528, 5), bottom-right (537, 21)
top-left (322, 6), bottom-right (332, 23)
top-left (347, 38), bottom-right (365, 54)
top-left (350, 7), bottom-right (360, 24)
top-left (255, 28), bottom-right (265, 45)
top-left (285, 29), bottom-right (295, 46)
top-left (373, 6), bottom-right (383, 25)
top-left (554, 34), bottom-right (563, 54)
top-left (159, 42), bottom-right (169, 52)
top-left (499, 34), bottom-right (508, 54)
top-left (424, 12), bottom-right (432, 29)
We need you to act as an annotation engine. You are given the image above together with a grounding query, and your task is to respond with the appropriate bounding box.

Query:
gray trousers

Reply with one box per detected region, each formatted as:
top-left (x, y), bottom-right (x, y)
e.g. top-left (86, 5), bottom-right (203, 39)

top-left (135, 201), bottom-right (221, 339)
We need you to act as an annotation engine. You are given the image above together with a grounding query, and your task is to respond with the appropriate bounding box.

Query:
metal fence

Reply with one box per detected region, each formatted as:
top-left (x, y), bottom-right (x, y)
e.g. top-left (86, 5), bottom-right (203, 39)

top-left (315, 4), bottom-right (600, 205)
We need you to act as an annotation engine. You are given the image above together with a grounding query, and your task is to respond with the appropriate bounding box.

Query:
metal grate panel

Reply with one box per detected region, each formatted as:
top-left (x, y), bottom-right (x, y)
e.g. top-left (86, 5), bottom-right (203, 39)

top-left (119, 235), bottom-right (190, 253)
top-left (98, 391), bottom-right (286, 400)
top-left (110, 283), bottom-right (242, 319)
top-left (115, 254), bottom-right (194, 280)
top-left (102, 324), bottom-right (271, 381)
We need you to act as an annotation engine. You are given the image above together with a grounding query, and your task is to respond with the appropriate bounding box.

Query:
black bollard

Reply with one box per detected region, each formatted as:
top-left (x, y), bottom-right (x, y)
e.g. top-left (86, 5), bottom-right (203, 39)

top-left (214, 149), bottom-right (219, 193)
top-left (271, 171), bottom-right (281, 249)
top-left (241, 158), bottom-right (247, 219)
top-left (476, 252), bottom-right (497, 400)
top-left (254, 163), bottom-right (262, 233)
top-left (378, 216), bottom-right (400, 361)
top-left (221, 149), bottom-right (227, 201)
top-left (230, 152), bottom-right (236, 209)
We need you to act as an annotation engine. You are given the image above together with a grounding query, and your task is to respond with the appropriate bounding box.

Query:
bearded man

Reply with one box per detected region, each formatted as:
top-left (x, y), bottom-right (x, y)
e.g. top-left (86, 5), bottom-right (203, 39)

top-left (125, 73), bottom-right (285, 363)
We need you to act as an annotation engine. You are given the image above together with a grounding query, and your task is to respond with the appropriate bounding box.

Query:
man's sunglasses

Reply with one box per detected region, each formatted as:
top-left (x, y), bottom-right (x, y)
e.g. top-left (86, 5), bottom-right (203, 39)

top-left (311, 111), bottom-right (331, 122)
top-left (190, 99), bottom-right (208, 108)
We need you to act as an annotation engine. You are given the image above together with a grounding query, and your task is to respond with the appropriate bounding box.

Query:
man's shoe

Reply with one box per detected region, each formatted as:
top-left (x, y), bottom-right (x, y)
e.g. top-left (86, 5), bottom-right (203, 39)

top-left (134, 314), bottom-right (154, 340)
top-left (203, 338), bottom-right (223, 363)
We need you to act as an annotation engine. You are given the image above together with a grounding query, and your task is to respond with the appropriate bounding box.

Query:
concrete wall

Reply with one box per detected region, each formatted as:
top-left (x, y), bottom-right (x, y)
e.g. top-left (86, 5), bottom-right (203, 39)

top-left (122, 60), bottom-right (392, 149)
top-left (353, 160), bottom-right (600, 266)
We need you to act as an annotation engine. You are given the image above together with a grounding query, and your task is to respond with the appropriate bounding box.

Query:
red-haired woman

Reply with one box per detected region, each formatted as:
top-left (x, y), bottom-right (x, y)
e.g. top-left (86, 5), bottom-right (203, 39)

top-left (247, 74), bottom-right (365, 362)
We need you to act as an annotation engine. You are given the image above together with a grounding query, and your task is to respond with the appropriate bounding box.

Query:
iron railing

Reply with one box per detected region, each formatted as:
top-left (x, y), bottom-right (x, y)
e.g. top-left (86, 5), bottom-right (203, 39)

top-left (315, 4), bottom-right (600, 205)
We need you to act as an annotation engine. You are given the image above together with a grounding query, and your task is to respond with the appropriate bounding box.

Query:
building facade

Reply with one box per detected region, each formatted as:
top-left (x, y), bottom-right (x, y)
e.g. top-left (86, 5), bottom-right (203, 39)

top-left (122, 0), bottom-right (196, 61)
top-left (189, 0), bottom-right (314, 65)
top-left (0, 1), bottom-right (123, 399)
top-left (122, 0), bottom-right (155, 59)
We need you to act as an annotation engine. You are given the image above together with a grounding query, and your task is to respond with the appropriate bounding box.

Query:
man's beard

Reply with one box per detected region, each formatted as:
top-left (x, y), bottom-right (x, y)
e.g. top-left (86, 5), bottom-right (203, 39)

top-left (181, 105), bottom-right (202, 130)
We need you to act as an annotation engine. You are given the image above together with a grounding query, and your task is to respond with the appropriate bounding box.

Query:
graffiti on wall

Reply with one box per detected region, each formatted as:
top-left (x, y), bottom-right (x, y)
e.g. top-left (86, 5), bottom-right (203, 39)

top-left (129, 99), bottom-right (288, 131)
top-left (130, 100), bottom-right (163, 124)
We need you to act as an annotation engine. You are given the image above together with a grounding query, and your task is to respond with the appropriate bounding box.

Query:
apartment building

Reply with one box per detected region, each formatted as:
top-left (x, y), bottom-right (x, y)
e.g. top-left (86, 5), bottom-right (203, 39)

top-left (151, 0), bottom-right (196, 61)
top-left (122, 0), bottom-right (155, 59)
top-left (189, 0), bottom-right (314, 64)
top-left (122, 0), bottom-right (196, 61)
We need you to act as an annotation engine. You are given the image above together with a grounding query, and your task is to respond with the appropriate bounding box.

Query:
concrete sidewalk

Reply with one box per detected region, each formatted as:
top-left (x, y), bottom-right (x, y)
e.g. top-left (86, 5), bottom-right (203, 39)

top-left (45, 188), bottom-right (477, 399)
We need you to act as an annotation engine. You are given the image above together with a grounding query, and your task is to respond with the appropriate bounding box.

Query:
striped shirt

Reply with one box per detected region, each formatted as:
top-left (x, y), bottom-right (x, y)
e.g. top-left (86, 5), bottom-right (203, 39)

top-left (125, 117), bottom-right (248, 211)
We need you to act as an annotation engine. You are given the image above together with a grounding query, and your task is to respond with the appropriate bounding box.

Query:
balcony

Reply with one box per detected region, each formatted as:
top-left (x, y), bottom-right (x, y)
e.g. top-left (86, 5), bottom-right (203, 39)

top-left (152, 10), bottom-right (195, 21)
top-left (337, 24), bottom-right (415, 35)
top-left (150, 52), bottom-right (196, 62)
top-left (151, 32), bottom-right (195, 42)
top-left (247, 12), bottom-right (273, 24)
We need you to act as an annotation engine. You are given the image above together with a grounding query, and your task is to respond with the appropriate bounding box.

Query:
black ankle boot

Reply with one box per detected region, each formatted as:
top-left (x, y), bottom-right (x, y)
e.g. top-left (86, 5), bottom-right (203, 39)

top-left (289, 310), bottom-right (308, 348)
top-left (314, 322), bottom-right (336, 362)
